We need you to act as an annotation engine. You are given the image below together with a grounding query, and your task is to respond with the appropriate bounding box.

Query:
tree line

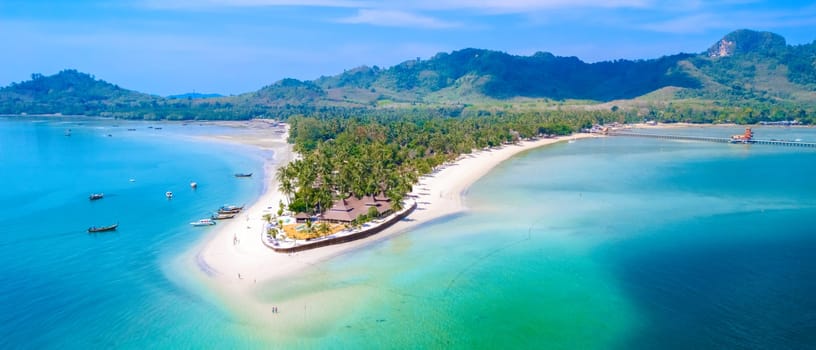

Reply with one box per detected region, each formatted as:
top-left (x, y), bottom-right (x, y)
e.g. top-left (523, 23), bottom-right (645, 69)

top-left (274, 110), bottom-right (609, 217)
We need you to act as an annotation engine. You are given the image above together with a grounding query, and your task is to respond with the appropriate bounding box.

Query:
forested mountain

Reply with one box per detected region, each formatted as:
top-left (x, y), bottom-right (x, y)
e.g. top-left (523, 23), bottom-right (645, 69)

top-left (0, 70), bottom-right (159, 115)
top-left (308, 29), bottom-right (815, 107)
top-left (316, 50), bottom-right (700, 102)
top-left (676, 29), bottom-right (816, 105)
top-left (1, 29), bottom-right (815, 121)
top-left (0, 70), bottom-right (265, 119)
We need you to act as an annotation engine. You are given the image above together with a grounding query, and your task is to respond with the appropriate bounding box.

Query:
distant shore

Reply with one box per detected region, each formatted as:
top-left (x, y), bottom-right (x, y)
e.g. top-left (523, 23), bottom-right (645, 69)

top-left (181, 125), bottom-right (600, 325)
top-left (627, 122), bottom-right (813, 129)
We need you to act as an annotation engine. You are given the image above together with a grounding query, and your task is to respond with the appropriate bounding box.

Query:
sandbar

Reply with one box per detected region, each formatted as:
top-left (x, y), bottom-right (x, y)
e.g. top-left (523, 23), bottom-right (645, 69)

top-left (184, 124), bottom-right (599, 325)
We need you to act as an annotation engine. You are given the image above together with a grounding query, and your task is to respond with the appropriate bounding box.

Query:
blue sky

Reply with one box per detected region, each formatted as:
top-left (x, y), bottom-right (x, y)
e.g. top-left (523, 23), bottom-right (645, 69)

top-left (1, 0), bottom-right (815, 96)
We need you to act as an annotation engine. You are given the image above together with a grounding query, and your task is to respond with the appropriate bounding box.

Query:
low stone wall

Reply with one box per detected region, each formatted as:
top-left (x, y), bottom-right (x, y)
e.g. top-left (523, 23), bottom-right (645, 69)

top-left (265, 201), bottom-right (417, 253)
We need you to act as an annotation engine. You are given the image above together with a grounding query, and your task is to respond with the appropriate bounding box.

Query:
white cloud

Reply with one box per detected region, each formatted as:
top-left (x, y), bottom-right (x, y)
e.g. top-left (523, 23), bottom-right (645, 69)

top-left (338, 9), bottom-right (459, 29)
top-left (140, 0), bottom-right (652, 12)
top-left (141, 0), bottom-right (369, 10)
top-left (640, 13), bottom-right (717, 33)
top-left (402, 0), bottom-right (652, 13)
top-left (640, 7), bottom-right (816, 34)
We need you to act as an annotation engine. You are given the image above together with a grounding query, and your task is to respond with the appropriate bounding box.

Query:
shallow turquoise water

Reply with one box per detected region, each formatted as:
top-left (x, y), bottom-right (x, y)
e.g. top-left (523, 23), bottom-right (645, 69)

top-left (256, 126), bottom-right (816, 348)
top-left (2, 120), bottom-right (815, 349)
top-left (0, 117), bottom-right (270, 349)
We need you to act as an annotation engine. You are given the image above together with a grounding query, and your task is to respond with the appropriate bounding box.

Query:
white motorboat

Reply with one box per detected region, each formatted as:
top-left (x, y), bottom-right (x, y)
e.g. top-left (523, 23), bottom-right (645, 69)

top-left (190, 218), bottom-right (216, 226)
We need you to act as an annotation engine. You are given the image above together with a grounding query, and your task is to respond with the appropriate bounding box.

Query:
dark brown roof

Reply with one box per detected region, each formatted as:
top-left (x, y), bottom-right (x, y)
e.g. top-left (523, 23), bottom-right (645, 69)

top-left (330, 199), bottom-right (353, 212)
top-left (321, 195), bottom-right (392, 222)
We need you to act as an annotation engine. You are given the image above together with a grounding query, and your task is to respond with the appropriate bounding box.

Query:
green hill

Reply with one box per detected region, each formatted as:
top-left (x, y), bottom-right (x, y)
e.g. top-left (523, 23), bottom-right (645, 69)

top-left (318, 49), bottom-right (700, 101)
top-left (247, 29), bottom-right (816, 110)
top-left (0, 70), bottom-right (159, 115)
top-left (1, 29), bottom-right (815, 120)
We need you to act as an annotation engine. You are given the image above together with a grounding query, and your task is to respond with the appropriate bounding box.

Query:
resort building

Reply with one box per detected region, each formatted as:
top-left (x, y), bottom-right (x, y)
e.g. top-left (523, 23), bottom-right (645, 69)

top-left (320, 194), bottom-right (393, 223)
top-left (294, 212), bottom-right (312, 223)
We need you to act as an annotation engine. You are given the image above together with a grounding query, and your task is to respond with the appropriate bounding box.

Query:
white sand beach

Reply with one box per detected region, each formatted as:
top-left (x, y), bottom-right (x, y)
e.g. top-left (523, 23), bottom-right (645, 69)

top-left (185, 124), bottom-right (599, 324)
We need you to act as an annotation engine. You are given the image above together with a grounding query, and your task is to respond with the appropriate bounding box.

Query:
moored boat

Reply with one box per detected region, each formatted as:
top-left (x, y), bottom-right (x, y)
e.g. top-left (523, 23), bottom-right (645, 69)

top-left (166, 191), bottom-right (174, 199)
top-left (88, 223), bottom-right (118, 233)
top-left (89, 193), bottom-right (104, 200)
top-left (218, 205), bottom-right (244, 214)
top-left (190, 181), bottom-right (198, 189)
top-left (190, 218), bottom-right (216, 226)
top-left (234, 173), bottom-right (253, 178)
top-left (211, 213), bottom-right (236, 220)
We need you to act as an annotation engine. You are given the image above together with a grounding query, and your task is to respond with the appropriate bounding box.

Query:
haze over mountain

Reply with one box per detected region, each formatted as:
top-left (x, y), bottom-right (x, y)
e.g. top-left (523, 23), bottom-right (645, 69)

top-left (167, 93), bottom-right (224, 100)
top-left (1, 30), bottom-right (814, 120)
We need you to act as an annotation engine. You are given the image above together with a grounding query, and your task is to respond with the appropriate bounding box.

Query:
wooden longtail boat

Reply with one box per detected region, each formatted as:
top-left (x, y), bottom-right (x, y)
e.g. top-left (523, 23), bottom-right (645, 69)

top-left (211, 213), bottom-right (237, 220)
top-left (88, 223), bottom-right (118, 233)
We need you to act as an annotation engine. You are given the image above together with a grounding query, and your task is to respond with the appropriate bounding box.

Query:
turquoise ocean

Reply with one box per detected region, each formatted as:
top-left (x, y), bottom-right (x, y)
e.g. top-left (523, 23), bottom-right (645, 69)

top-left (0, 117), bottom-right (270, 348)
top-left (2, 118), bottom-right (815, 349)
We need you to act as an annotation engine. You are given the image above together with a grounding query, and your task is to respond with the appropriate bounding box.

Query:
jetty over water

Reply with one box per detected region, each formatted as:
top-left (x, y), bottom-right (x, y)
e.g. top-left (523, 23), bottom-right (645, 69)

top-left (601, 130), bottom-right (816, 148)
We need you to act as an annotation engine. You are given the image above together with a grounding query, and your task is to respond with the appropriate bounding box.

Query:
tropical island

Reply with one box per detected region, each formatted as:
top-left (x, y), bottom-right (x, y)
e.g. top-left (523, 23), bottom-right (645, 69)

top-left (4, 21), bottom-right (816, 348)
top-left (3, 28), bottom-right (816, 274)
top-left (4, 29), bottom-right (816, 254)
top-left (2, 29), bottom-right (815, 125)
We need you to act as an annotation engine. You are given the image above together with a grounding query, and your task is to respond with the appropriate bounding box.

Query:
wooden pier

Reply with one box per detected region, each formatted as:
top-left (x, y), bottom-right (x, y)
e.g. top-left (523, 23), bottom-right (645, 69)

top-left (605, 131), bottom-right (816, 148)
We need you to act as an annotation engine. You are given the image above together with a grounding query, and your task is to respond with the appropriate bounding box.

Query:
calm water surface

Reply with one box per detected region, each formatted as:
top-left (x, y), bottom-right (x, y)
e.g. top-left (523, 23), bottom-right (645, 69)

top-left (2, 119), bottom-right (814, 349)
top-left (257, 126), bottom-right (816, 349)
top-left (0, 117), bottom-right (269, 349)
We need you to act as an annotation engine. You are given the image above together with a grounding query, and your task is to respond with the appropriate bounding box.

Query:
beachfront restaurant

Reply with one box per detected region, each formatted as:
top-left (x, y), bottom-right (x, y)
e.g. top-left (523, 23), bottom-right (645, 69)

top-left (320, 194), bottom-right (392, 223)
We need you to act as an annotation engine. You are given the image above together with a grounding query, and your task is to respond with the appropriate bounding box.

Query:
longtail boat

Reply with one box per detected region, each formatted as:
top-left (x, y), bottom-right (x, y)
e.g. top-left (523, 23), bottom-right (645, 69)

top-left (218, 205), bottom-right (244, 214)
top-left (88, 223), bottom-right (118, 233)
top-left (211, 213), bottom-right (237, 220)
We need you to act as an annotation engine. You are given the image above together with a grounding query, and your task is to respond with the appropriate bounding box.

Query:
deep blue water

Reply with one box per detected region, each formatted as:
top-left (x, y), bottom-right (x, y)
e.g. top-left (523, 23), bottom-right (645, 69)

top-left (610, 209), bottom-right (816, 349)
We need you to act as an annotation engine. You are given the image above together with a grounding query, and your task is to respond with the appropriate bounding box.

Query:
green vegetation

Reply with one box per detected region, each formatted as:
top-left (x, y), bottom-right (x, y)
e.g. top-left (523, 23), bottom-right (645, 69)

top-left (0, 70), bottom-right (266, 120)
top-left (275, 110), bottom-right (614, 215)
top-left (0, 29), bottom-right (814, 124)
top-left (320, 49), bottom-right (700, 101)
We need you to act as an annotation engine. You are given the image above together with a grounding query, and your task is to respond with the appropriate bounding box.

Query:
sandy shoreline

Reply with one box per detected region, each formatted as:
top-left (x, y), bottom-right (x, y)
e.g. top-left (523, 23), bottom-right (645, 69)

top-left (184, 125), bottom-right (599, 325)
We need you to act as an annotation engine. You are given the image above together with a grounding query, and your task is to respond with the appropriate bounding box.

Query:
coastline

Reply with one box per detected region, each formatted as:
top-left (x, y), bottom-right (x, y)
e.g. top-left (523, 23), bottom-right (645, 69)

top-left (183, 127), bottom-right (599, 327)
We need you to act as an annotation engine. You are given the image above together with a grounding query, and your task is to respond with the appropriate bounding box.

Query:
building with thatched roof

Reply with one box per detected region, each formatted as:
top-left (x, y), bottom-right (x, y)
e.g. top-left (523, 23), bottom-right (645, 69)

top-left (294, 212), bottom-right (312, 223)
top-left (320, 194), bottom-right (392, 223)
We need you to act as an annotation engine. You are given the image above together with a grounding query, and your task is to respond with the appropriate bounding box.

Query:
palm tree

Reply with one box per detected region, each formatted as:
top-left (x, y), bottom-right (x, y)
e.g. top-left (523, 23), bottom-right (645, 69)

top-left (387, 189), bottom-right (404, 212)
top-left (317, 222), bottom-right (331, 236)
top-left (276, 166), bottom-right (294, 204)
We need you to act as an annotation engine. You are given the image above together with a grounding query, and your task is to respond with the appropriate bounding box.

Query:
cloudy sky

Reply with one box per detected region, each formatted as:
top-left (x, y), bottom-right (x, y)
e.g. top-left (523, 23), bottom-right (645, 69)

top-left (1, 0), bottom-right (814, 95)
